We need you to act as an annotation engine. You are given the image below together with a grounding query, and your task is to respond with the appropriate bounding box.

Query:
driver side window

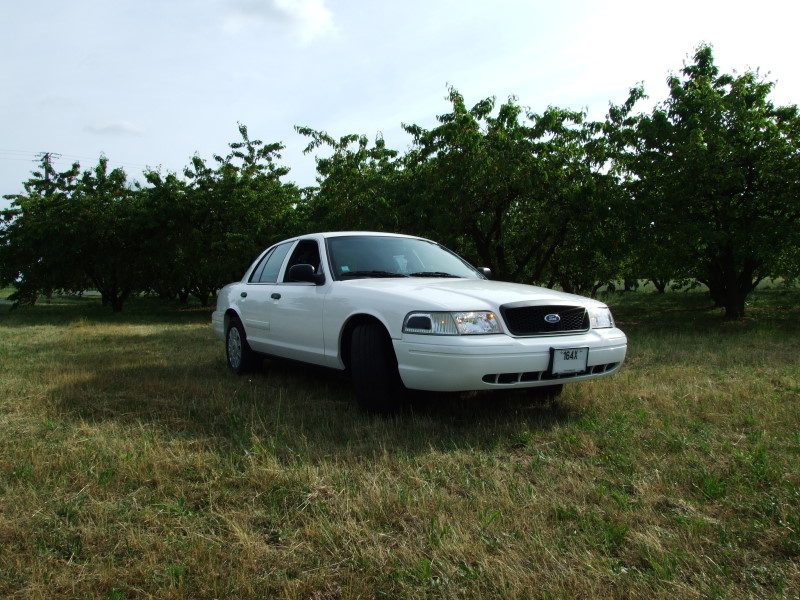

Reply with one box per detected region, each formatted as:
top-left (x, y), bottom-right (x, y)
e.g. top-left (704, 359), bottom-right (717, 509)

top-left (282, 239), bottom-right (322, 282)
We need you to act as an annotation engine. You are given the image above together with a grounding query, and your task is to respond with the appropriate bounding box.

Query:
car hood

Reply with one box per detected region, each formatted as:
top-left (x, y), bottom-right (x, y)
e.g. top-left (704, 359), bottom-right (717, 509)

top-left (336, 277), bottom-right (606, 310)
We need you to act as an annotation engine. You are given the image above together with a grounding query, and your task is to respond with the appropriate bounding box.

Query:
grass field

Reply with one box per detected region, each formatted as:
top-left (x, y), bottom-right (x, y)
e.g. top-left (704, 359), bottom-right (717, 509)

top-left (1, 288), bottom-right (798, 599)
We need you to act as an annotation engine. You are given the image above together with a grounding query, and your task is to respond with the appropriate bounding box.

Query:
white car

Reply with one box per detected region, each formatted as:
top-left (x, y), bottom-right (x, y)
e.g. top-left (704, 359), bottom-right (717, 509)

top-left (212, 232), bottom-right (627, 412)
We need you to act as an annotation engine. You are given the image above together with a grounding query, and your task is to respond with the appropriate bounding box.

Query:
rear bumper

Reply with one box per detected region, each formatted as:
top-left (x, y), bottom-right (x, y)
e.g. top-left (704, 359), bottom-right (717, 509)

top-left (211, 310), bottom-right (226, 341)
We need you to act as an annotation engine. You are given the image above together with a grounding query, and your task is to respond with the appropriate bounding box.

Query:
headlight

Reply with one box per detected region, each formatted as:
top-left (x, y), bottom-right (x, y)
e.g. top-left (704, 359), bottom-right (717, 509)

top-left (452, 311), bottom-right (503, 334)
top-left (588, 306), bottom-right (615, 329)
top-left (403, 311), bottom-right (503, 335)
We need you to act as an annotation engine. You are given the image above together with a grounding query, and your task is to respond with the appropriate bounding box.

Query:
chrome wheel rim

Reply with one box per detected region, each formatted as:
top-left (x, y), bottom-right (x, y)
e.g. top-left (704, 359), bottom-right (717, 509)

top-left (227, 326), bottom-right (242, 369)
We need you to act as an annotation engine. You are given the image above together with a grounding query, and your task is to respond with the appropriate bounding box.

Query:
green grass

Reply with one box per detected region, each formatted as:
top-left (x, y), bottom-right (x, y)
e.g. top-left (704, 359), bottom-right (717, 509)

top-left (0, 289), bottom-right (798, 599)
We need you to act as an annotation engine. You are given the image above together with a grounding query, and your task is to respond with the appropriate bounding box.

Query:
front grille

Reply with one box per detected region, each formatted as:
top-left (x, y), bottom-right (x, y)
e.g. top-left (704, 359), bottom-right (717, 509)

top-left (500, 304), bottom-right (589, 336)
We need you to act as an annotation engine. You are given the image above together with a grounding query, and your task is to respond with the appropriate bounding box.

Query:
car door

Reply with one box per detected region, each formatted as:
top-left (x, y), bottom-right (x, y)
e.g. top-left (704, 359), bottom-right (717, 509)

top-left (237, 241), bottom-right (293, 352)
top-left (262, 238), bottom-right (328, 365)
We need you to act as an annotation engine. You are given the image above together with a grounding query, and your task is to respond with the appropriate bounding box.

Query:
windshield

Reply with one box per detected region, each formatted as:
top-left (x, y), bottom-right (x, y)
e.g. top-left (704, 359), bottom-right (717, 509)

top-left (326, 236), bottom-right (483, 281)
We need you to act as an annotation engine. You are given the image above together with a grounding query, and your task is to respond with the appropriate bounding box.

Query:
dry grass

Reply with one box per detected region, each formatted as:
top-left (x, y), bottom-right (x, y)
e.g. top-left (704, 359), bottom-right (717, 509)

top-left (0, 290), bottom-right (798, 599)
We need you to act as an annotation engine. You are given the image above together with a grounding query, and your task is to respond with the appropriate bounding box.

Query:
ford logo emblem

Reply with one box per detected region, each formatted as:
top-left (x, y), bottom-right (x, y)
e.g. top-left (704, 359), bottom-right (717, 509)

top-left (544, 313), bottom-right (561, 324)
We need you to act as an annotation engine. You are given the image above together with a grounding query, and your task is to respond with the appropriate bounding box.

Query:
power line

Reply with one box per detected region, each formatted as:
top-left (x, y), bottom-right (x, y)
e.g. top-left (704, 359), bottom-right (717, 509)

top-left (0, 149), bottom-right (153, 172)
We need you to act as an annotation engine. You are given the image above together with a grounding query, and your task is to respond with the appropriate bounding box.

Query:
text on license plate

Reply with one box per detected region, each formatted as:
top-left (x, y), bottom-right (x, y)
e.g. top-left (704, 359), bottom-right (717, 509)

top-left (551, 347), bottom-right (589, 375)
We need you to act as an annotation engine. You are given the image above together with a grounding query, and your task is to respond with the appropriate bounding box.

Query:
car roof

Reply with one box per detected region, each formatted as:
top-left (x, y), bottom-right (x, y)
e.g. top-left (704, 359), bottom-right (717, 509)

top-left (292, 231), bottom-right (430, 242)
top-left (321, 231), bottom-right (420, 239)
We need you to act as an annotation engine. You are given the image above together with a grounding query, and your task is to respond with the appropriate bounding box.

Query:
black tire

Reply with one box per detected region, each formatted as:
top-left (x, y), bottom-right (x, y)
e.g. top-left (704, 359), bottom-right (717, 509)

top-left (533, 383), bottom-right (563, 401)
top-left (226, 318), bottom-right (259, 374)
top-left (350, 322), bottom-right (404, 413)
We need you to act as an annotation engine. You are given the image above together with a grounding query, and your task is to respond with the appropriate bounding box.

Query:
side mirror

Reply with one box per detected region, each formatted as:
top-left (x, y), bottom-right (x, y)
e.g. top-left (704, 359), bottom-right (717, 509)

top-left (478, 267), bottom-right (492, 280)
top-left (288, 264), bottom-right (325, 285)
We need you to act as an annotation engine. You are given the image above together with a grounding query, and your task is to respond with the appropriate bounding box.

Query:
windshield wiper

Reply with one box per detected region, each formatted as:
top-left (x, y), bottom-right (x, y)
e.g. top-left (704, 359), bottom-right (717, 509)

top-left (409, 271), bottom-right (460, 278)
top-left (340, 270), bottom-right (409, 278)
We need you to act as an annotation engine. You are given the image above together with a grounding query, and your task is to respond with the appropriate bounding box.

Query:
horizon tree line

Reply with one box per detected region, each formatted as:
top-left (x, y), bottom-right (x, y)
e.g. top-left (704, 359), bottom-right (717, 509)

top-left (2, 45), bottom-right (798, 318)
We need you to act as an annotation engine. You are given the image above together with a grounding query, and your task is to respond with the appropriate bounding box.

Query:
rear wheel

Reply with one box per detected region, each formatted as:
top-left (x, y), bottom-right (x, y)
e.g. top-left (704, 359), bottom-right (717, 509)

top-left (350, 322), bottom-right (404, 413)
top-left (226, 318), bottom-right (259, 374)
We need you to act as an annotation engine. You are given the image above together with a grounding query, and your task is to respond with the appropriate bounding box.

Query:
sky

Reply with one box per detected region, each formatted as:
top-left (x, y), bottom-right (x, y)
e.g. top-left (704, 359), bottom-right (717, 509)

top-left (2, 0), bottom-right (799, 211)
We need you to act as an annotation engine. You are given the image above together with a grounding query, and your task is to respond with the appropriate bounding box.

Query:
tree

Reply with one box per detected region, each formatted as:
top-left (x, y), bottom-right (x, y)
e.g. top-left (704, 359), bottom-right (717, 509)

top-left (295, 127), bottom-right (403, 232)
top-left (401, 87), bottom-right (623, 287)
top-left (135, 170), bottom-right (192, 302)
top-left (2, 126), bottom-right (300, 312)
top-left (626, 45), bottom-right (800, 318)
top-left (1, 155), bottom-right (84, 305)
top-left (72, 157), bottom-right (143, 312)
top-left (176, 124), bottom-right (300, 304)
top-left (0, 155), bottom-right (141, 311)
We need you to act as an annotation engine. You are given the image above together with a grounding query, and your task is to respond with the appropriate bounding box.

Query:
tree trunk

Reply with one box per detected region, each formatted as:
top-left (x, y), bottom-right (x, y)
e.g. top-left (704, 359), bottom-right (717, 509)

top-left (722, 294), bottom-right (747, 320)
top-left (702, 254), bottom-right (758, 320)
top-left (109, 297), bottom-right (125, 313)
top-left (99, 287), bottom-right (130, 313)
top-left (650, 278), bottom-right (668, 294)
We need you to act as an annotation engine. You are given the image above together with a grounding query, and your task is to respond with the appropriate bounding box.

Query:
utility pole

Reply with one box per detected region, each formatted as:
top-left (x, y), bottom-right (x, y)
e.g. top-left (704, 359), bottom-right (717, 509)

top-left (35, 152), bottom-right (61, 183)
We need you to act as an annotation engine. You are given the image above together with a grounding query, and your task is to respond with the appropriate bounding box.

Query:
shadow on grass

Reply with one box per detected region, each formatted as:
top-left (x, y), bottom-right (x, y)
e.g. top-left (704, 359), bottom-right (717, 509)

top-left (27, 287), bottom-right (800, 463)
top-left (30, 286), bottom-right (800, 461)
top-left (0, 295), bottom-right (214, 327)
top-left (43, 326), bottom-right (576, 460)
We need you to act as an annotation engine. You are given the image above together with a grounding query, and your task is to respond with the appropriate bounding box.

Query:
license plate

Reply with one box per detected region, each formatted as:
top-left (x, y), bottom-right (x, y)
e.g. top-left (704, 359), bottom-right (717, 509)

top-left (551, 347), bottom-right (589, 375)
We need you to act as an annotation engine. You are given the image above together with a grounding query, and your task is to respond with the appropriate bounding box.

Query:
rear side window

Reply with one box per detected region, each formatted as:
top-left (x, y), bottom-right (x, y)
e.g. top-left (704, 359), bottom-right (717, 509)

top-left (249, 242), bottom-right (292, 283)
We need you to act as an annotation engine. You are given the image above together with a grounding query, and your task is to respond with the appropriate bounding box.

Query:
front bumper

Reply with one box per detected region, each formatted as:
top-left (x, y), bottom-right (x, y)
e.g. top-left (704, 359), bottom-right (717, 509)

top-left (393, 328), bottom-right (627, 392)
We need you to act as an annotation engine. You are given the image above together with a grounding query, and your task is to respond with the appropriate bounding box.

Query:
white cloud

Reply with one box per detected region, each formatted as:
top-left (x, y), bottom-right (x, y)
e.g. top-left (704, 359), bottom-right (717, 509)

top-left (85, 121), bottom-right (145, 136)
top-left (224, 0), bottom-right (335, 44)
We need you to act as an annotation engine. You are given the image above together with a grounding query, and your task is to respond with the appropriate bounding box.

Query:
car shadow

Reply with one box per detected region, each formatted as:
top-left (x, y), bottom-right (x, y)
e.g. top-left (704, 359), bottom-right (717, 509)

top-left (38, 327), bottom-right (577, 461)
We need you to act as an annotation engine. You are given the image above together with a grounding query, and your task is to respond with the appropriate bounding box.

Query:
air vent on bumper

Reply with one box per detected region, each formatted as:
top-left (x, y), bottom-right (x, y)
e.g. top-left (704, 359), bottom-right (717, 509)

top-left (481, 362), bottom-right (621, 385)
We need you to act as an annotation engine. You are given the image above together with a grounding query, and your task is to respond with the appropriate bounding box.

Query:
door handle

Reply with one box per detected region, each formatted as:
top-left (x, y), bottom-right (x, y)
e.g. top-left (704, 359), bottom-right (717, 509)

top-left (271, 293), bottom-right (281, 300)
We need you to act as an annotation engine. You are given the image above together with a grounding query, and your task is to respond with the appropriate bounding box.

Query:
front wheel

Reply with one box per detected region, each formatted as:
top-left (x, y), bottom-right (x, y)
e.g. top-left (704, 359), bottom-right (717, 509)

top-left (226, 318), bottom-right (259, 374)
top-left (350, 322), bottom-right (405, 413)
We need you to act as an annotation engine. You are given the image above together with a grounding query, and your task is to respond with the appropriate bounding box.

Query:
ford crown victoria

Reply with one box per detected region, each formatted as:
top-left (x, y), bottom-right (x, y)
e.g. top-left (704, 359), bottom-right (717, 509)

top-left (212, 232), bottom-right (627, 412)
